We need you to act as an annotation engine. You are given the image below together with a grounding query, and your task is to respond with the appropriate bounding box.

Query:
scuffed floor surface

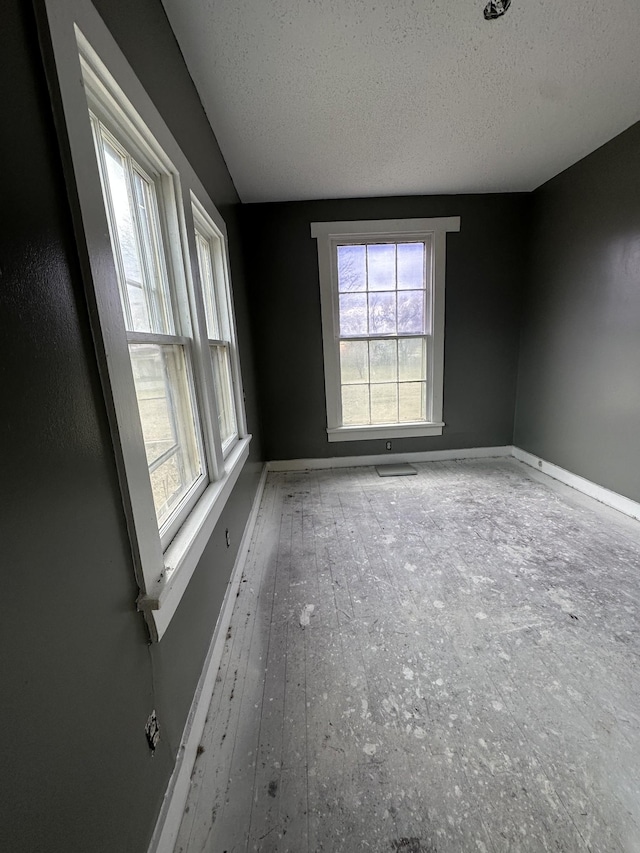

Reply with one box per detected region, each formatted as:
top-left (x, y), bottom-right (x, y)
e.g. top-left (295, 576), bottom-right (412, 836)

top-left (175, 459), bottom-right (640, 853)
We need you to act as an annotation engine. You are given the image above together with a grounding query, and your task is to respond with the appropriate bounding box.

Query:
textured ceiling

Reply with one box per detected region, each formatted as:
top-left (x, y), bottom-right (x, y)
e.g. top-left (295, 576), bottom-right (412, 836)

top-left (161, 0), bottom-right (640, 203)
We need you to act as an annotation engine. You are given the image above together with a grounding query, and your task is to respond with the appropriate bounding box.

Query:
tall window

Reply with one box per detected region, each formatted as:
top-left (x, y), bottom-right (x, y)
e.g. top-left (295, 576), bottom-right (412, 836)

top-left (337, 240), bottom-right (429, 427)
top-left (39, 8), bottom-right (251, 640)
top-left (193, 205), bottom-right (239, 454)
top-left (91, 119), bottom-right (206, 538)
top-left (312, 218), bottom-right (460, 442)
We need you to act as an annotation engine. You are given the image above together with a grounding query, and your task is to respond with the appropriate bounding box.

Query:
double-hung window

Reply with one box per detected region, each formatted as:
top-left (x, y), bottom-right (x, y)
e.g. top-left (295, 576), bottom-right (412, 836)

top-left (38, 2), bottom-right (250, 640)
top-left (193, 204), bottom-right (239, 455)
top-left (311, 218), bottom-right (460, 442)
top-left (91, 117), bottom-right (206, 546)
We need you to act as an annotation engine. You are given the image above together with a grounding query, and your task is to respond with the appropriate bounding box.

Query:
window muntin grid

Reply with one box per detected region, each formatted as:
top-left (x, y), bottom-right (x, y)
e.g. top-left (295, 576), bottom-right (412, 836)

top-left (92, 116), bottom-right (206, 531)
top-left (194, 226), bottom-right (238, 451)
top-left (336, 240), bottom-right (431, 426)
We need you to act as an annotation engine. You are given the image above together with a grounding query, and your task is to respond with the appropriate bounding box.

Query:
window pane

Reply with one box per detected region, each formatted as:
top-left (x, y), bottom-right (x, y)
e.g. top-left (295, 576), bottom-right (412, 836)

top-left (211, 344), bottom-right (237, 447)
top-left (196, 232), bottom-right (221, 340)
top-left (128, 284), bottom-right (149, 332)
top-left (131, 171), bottom-right (173, 334)
top-left (370, 383), bottom-right (398, 424)
top-left (149, 455), bottom-right (183, 524)
top-left (342, 384), bottom-right (370, 425)
top-left (129, 343), bottom-right (203, 528)
top-left (339, 293), bottom-right (368, 336)
top-left (103, 143), bottom-right (140, 285)
top-left (398, 338), bottom-right (425, 381)
top-left (397, 290), bottom-right (425, 334)
top-left (330, 233), bottom-right (436, 431)
top-left (337, 245), bottom-right (366, 292)
top-left (102, 140), bottom-right (150, 332)
top-left (369, 339), bottom-right (397, 383)
top-left (340, 340), bottom-right (369, 384)
top-left (397, 243), bottom-right (425, 290)
top-left (367, 244), bottom-right (395, 291)
top-left (133, 363), bottom-right (177, 466)
top-left (368, 291), bottom-right (396, 335)
top-left (399, 382), bottom-right (426, 421)
top-left (100, 135), bottom-right (173, 335)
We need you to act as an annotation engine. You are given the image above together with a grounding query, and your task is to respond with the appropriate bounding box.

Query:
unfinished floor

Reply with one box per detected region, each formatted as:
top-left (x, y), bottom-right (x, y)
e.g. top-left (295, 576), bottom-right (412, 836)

top-left (175, 459), bottom-right (640, 853)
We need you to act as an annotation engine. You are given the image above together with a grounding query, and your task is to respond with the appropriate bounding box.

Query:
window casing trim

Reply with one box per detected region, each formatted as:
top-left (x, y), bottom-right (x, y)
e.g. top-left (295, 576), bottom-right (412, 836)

top-left (137, 436), bottom-right (251, 638)
top-left (88, 115), bottom-right (213, 546)
top-left (37, 0), bottom-right (250, 640)
top-left (83, 43), bottom-right (220, 551)
top-left (311, 217), bottom-right (460, 442)
top-left (327, 423), bottom-right (446, 442)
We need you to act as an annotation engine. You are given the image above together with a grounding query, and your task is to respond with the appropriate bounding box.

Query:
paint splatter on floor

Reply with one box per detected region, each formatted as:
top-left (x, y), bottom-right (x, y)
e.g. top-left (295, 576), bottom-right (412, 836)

top-left (299, 603), bottom-right (315, 627)
top-left (175, 460), bottom-right (640, 853)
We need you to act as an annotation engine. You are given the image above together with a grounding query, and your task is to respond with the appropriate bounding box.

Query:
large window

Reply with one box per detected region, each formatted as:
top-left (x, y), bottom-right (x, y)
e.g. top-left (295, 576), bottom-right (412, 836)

top-left (312, 218), bottom-right (459, 442)
top-left (91, 118), bottom-right (206, 544)
top-left (39, 2), bottom-right (250, 639)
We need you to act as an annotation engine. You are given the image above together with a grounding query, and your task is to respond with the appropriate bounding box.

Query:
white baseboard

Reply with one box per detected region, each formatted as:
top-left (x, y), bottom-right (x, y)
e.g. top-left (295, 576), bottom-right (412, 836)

top-left (147, 463), bottom-right (268, 853)
top-left (513, 446), bottom-right (640, 522)
top-left (269, 443), bottom-right (640, 522)
top-left (267, 445), bottom-right (513, 472)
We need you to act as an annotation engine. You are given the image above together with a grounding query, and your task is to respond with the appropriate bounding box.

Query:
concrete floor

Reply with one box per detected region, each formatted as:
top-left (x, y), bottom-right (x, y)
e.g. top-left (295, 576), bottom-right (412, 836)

top-left (175, 459), bottom-right (640, 853)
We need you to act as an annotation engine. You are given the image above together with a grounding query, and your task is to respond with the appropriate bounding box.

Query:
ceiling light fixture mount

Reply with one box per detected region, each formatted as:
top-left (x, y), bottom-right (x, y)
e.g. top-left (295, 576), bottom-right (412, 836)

top-left (483, 0), bottom-right (511, 19)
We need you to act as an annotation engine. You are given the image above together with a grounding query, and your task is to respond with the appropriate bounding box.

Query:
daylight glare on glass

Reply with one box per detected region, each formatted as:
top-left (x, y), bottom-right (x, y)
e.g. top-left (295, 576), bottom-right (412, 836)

top-left (337, 241), bottom-right (429, 426)
top-left (101, 136), bottom-right (173, 335)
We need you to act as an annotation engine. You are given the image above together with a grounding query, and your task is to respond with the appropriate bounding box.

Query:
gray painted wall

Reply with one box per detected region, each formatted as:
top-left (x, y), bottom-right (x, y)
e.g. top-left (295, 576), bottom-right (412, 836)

top-left (3, 0), bottom-right (638, 847)
top-left (0, 2), bottom-right (262, 851)
top-left (514, 120), bottom-right (640, 504)
top-left (242, 195), bottom-right (529, 461)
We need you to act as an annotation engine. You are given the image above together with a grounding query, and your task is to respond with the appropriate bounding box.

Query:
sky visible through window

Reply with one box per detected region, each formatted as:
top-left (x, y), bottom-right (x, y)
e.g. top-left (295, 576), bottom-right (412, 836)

top-left (337, 241), bottom-right (429, 426)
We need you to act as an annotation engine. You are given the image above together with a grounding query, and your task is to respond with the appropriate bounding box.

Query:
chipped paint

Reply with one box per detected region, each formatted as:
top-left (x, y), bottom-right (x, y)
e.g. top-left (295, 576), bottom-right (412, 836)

top-left (299, 603), bottom-right (315, 627)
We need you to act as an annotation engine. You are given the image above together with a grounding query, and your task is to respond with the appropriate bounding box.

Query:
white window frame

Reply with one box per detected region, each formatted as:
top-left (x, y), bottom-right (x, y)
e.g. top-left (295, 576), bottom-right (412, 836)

top-left (37, 0), bottom-right (250, 640)
top-left (88, 113), bottom-right (209, 551)
top-left (191, 197), bottom-right (246, 457)
top-left (311, 218), bottom-right (460, 442)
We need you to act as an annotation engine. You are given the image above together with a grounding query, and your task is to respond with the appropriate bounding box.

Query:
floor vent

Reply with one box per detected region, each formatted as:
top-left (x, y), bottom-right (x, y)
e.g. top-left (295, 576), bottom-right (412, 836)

top-left (375, 463), bottom-right (417, 477)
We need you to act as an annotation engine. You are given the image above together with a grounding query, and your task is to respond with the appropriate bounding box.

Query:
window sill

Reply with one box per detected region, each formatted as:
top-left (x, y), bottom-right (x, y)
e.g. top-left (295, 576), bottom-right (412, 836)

top-left (138, 435), bottom-right (251, 640)
top-left (327, 423), bottom-right (444, 442)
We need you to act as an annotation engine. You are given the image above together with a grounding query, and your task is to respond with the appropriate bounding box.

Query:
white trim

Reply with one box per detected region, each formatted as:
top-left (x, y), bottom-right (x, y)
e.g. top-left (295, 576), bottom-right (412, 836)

top-left (138, 436), bottom-right (251, 641)
top-left (267, 445), bottom-right (640, 523)
top-left (267, 445), bottom-right (513, 472)
top-left (310, 217), bottom-right (461, 238)
top-left (191, 196), bottom-right (246, 450)
top-left (512, 447), bottom-right (640, 522)
top-left (37, 0), bottom-right (251, 642)
top-left (311, 216), bottom-right (459, 443)
top-left (431, 228), bottom-right (447, 422)
top-left (327, 422), bottom-right (444, 442)
top-left (146, 463), bottom-right (268, 853)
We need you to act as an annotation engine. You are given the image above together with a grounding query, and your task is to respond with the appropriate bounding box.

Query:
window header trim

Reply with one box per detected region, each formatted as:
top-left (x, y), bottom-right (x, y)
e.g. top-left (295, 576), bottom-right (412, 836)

top-left (311, 217), bottom-right (460, 239)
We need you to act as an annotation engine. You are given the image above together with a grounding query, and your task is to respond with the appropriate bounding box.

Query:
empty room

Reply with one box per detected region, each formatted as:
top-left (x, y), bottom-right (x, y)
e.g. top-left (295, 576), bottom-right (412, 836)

top-left (2, 0), bottom-right (640, 852)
